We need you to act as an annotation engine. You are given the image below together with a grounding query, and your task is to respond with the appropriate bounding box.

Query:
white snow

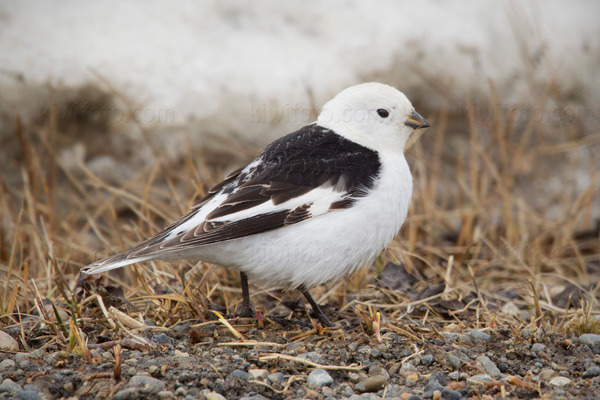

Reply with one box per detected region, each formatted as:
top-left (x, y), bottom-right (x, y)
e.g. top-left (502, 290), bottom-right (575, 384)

top-left (0, 0), bottom-right (598, 143)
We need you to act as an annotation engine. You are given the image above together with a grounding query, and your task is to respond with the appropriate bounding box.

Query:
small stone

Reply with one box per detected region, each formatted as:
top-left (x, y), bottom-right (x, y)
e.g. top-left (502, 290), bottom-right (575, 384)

top-left (421, 354), bottom-right (434, 366)
top-left (579, 334), bottom-right (600, 347)
top-left (466, 329), bottom-right (492, 343)
top-left (158, 391), bottom-right (175, 400)
top-left (358, 394), bottom-right (382, 400)
top-left (470, 374), bottom-right (493, 382)
top-left (521, 329), bottom-right (530, 339)
top-left (442, 332), bottom-right (459, 342)
top-left (399, 362), bottom-right (417, 378)
top-left (16, 391), bottom-right (42, 400)
top-left (0, 378), bottom-right (23, 395)
top-left (583, 366), bottom-right (600, 378)
top-left (322, 386), bottom-right (335, 397)
top-left (476, 355), bottom-right (503, 379)
top-left (129, 375), bottom-right (166, 393)
top-left (531, 343), bottom-right (546, 353)
top-left (267, 372), bottom-right (285, 385)
top-left (174, 387), bottom-right (187, 396)
top-left (355, 375), bottom-right (388, 392)
top-left (228, 370), bottom-right (251, 381)
top-left (298, 351), bottom-right (327, 365)
top-left (0, 359), bottom-right (16, 370)
top-left (441, 389), bottom-right (461, 400)
top-left (447, 355), bottom-right (462, 370)
top-left (113, 387), bottom-right (139, 400)
top-left (540, 369), bottom-right (555, 380)
top-left (205, 392), bottom-right (226, 400)
top-left (307, 369), bottom-right (333, 387)
top-left (248, 369), bottom-right (268, 380)
top-left (14, 353), bottom-right (29, 363)
top-left (239, 395), bottom-right (269, 400)
top-left (63, 382), bottom-right (75, 392)
top-left (549, 376), bottom-right (572, 388)
top-left (173, 349), bottom-right (189, 358)
top-left (406, 396), bottom-right (423, 400)
top-left (448, 371), bottom-right (460, 380)
top-left (0, 331), bottom-right (19, 351)
top-left (148, 365), bottom-right (159, 375)
top-left (152, 333), bottom-right (174, 345)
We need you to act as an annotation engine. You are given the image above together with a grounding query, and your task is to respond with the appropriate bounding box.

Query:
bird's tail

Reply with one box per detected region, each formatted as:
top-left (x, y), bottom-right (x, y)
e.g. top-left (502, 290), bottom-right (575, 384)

top-left (81, 252), bottom-right (153, 275)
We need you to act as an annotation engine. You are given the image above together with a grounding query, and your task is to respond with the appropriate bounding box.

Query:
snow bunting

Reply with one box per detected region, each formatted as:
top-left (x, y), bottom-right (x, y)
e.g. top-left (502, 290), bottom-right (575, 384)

top-left (82, 82), bottom-right (430, 326)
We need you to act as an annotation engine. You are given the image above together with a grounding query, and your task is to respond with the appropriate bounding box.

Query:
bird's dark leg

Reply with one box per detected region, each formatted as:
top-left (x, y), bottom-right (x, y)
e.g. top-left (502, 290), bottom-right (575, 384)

top-left (300, 288), bottom-right (335, 327)
top-left (237, 272), bottom-right (255, 317)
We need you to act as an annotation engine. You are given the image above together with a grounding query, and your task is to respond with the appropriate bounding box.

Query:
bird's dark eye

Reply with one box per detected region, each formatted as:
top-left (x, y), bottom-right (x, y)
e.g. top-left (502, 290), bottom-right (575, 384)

top-left (377, 109), bottom-right (389, 118)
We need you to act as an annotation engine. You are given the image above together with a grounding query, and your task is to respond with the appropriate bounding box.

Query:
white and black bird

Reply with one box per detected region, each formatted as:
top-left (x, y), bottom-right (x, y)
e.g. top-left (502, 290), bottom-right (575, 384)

top-left (82, 82), bottom-right (430, 326)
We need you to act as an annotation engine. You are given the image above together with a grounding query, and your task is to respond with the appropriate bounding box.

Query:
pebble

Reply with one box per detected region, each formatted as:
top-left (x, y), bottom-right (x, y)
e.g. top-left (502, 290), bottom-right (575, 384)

top-left (476, 355), bottom-right (503, 379)
top-left (580, 334), bottom-right (600, 349)
top-left (298, 351), bottom-right (327, 365)
top-left (239, 395), bottom-right (269, 400)
top-left (442, 333), bottom-right (459, 342)
top-left (248, 369), bottom-right (268, 380)
top-left (406, 396), bottom-right (423, 400)
top-left (549, 376), bottom-right (572, 388)
top-left (441, 389), bottom-right (461, 400)
top-left (129, 375), bottom-right (166, 393)
top-left (16, 391), bottom-right (43, 400)
top-left (322, 386), bottom-right (335, 397)
top-left (267, 372), bottom-right (285, 385)
top-left (531, 343), bottom-right (546, 353)
top-left (447, 355), bottom-right (462, 370)
top-left (540, 369), bottom-right (555, 380)
top-left (355, 375), bottom-right (388, 392)
top-left (228, 370), bottom-right (251, 381)
top-left (0, 331), bottom-right (19, 351)
top-left (448, 371), bottom-right (460, 380)
top-left (205, 392), bottom-right (226, 400)
top-left (14, 353), bottom-right (29, 363)
top-left (158, 391), bottom-right (175, 400)
top-left (113, 387), bottom-right (139, 400)
top-left (583, 366), bottom-right (600, 378)
top-left (307, 369), bottom-right (333, 387)
top-left (421, 354), bottom-right (434, 366)
top-left (470, 374), bottom-right (494, 382)
top-left (0, 378), bottom-right (23, 395)
top-left (152, 333), bottom-right (174, 345)
top-left (0, 359), bottom-right (16, 370)
top-left (466, 329), bottom-right (492, 343)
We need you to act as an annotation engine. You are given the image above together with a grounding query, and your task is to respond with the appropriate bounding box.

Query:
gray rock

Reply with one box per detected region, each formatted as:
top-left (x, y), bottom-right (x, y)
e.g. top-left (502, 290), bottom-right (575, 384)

top-left (0, 378), bottom-right (23, 395)
top-left (531, 343), bottom-right (546, 353)
top-left (239, 396), bottom-right (269, 400)
top-left (470, 374), bottom-right (493, 382)
top-left (228, 370), bottom-right (251, 381)
top-left (0, 359), bottom-right (16, 370)
top-left (0, 331), bottom-right (19, 351)
top-left (267, 372), bottom-right (285, 385)
top-left (129, 375), bottom-right (166, 393)
top-left (579, 334), bottom-right (600, 348)
top-left (307, 369), bottom-right (333, 387)
top-left (248, 369), bottom-right (268, 380)
top-left (466, 329), bottom-right (492, 343)
top-left (442, 332), bottom-right (459, 342)
top-left (355, 375), bottom-right (387, 392)
top-left (448, 371), bottom-right (460, 380)
top-left (423, 380), bottom-right (445, 398)
top-left (447, 355), bottom-right (462, 370)
top-left (521, 329), bottom-right (530, 339)
top-left (583, 366), bottom-right (600, 378)
top-left (16, 391), bottom-right (42, 400)
top-left (549, 376), bottom-right (571, 388)
top-left (358, 394), bottom-right (382, 400)
top-left (407, 396), bottom-right (423, 400)
top-left (476, 355), bottom-right (503, 379)
top-left (113, 387), bottom-right (139, 400)
top-left (441, 389), bottom-right (461, 400)
top-left (158, 391), bottom-right (175, 400)
top-left (152, 333), bottom-right (174, 345)
top-left (14, 353), bottom-right (29, 363)
top-left (421, 354), bottom-right (434, 366)
top-left (298, 351), bottom-right (327, 365)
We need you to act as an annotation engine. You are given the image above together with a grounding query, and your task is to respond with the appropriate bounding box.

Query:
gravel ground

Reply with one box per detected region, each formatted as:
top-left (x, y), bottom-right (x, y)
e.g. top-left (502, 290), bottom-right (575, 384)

top-left (2, 318), bottom-right (600, 399)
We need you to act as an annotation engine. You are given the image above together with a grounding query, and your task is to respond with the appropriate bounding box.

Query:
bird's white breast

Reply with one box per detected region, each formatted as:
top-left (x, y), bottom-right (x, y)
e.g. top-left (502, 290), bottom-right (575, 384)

top-left (189, 151), bottom-right (412, 289)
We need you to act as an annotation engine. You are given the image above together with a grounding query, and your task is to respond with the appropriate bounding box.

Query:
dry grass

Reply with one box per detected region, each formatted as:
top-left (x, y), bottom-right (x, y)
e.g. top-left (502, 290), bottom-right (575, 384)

top-left (0, 81), bottom-right (599, 352)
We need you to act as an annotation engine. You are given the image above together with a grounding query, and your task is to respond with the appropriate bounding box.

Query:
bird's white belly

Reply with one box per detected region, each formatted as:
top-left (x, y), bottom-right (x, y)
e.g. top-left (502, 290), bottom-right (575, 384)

top-left (194, 153), bottom-right (412, 289)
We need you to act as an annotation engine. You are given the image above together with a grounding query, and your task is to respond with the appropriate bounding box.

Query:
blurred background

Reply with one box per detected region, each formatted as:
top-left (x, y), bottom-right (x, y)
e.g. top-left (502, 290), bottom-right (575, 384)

top-left (0, 0), bottom-right (599, 333)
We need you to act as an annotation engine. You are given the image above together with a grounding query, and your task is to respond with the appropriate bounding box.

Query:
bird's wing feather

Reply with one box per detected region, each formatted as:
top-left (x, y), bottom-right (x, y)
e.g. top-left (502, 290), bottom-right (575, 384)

top-left (82, 124), bottom-right (380, 274)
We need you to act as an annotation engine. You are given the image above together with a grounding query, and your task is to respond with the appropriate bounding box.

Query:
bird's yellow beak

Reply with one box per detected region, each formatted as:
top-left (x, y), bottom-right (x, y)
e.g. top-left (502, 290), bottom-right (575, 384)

top-left (405, 110), bottom-right (430, 129)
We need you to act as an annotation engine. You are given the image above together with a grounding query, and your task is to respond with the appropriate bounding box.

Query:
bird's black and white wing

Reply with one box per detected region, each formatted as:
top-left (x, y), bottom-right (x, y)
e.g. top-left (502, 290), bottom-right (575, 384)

top-left (82, 123), bottom-right (381, 274)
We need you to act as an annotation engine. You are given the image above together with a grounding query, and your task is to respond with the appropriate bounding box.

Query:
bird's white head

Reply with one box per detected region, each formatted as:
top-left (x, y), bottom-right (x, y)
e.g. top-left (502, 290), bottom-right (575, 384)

top-left (317, 82), bottom-right (429, 153)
